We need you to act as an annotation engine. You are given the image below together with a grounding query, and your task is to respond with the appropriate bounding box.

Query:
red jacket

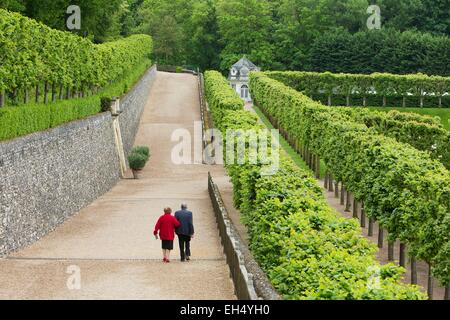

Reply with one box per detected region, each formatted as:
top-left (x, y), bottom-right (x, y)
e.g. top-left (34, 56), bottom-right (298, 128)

top-left (153, 213), bottom-right (181, 241)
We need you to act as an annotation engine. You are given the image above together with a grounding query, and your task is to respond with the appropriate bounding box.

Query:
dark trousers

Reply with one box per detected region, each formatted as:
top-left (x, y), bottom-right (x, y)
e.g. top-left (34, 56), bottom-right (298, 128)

top-left (178, 234), bottom-right (191, 260)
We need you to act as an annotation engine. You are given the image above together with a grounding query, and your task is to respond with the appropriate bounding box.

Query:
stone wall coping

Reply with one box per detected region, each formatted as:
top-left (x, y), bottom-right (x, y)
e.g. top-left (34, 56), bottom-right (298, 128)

top-left (208, 172), bottom-right (282, 300)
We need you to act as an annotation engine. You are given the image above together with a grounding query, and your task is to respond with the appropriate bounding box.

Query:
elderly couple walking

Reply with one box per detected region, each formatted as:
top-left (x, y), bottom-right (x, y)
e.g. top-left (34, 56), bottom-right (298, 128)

top-left (153, 203), bottom-right (194, 263)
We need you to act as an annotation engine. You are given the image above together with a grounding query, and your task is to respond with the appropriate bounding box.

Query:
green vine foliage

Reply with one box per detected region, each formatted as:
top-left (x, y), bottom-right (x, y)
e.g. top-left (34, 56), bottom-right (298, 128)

top-left (0, 9), bottom-right (153, 141)
top-left (0, 59), bottom-right (151, 141)
top-left (250, 72), bottom-right (450, 287)
top-left (204, 70), bottom-right (244, 125)
top-left (0, 9), bottom-right (152, 95)
top-left (204, 70), bottom-right (426, 300)
top-left (313, 106), bottom-right (450, 169)
top-left (266, 71), bottom-right (450, 108)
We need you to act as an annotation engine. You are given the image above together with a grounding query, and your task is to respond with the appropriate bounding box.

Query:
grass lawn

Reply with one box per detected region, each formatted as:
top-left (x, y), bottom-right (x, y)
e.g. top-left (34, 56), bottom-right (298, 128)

top-left (368, 107), bottom-right (450, 131)
top-left (252, 104), bottom-right (449, 177)
top-left (252, 104), bottom-right (327, 177)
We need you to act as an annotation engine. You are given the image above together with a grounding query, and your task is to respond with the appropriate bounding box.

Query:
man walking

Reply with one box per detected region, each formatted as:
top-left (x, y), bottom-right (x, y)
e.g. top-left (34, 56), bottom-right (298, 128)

top-left (175, 203), bottom-right (195, 262)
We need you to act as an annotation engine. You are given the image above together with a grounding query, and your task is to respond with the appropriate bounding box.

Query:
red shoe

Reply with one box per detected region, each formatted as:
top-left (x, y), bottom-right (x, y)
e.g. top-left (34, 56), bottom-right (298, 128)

top-left (166, 259), bottom-right (170, 263)
top-left (163, 258), bottom-right (167, 262)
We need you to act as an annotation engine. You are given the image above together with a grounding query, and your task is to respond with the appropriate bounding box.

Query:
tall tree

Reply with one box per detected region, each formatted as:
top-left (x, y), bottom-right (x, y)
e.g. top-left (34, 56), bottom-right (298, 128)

top-left (184, 0), bottom-right (222, 71)
top-left (1, 0), bottom-right (126, 42)
top-left (377, 0), bottom-right (450, 36)
top-left (273, 0), bottom-right (368, 70)
top-left (216, 0), bottom-right (275, 71)
top-left (0, 0), bottom-right (25, 12)
top-left (134, 0), bottom-right (194, 64)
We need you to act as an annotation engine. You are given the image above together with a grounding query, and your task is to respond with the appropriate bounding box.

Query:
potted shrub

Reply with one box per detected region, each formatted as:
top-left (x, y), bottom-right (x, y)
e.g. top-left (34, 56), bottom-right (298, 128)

top-left (128, 146), bottom-right (150, 179)
top-left (133, 146), bottom-right (150, 158)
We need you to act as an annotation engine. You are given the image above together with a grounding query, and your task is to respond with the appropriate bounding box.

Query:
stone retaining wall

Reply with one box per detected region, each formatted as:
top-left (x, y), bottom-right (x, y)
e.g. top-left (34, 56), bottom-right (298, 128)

top-left (208, 172), bottom-right (282, 300)
top-left (0, 65), bottom-right (157, 256)
top-left (120, 65), bottom-right (157, 156)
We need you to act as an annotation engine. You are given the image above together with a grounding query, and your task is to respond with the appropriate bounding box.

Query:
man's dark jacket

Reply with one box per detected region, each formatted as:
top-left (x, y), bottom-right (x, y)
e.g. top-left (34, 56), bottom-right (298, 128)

top-left (175, 209), bottom-right (194, 236)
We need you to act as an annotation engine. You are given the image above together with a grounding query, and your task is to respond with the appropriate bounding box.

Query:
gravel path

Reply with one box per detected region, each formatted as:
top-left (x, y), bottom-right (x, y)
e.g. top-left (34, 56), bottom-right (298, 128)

top-left (0, 72), bottom-right (236, 300)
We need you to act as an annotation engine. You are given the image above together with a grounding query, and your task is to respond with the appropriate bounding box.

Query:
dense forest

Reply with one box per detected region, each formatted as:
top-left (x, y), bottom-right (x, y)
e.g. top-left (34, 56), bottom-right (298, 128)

top-left (1, 0), bottom-right (449, 74)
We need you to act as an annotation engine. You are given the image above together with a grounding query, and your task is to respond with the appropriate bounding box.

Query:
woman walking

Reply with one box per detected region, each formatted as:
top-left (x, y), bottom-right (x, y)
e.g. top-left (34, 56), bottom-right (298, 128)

top-left (153, 207), bottom-right (180, 263)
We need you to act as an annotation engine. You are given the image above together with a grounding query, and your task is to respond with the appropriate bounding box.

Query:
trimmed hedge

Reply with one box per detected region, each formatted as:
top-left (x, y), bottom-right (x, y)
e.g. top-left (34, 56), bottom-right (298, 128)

top-left (0, 9), bottom-right (152, 102)
top-left (308, 29), bottom-right (450, 77)
top-left (326, 107), bottom-right (450, 169)
top-left (204, 70), bottom-right (244, 124)
top-left (265, 71), bottom-right (450, 169)
top-left (204, 70), bottom-right (426, 300)
top-left (0, 97), bottom-right (100, 140)
top-left (0, 59), bottom-right (151, 141)
top-left (250, 72), bottom-right (450, 287)
top-left (265, 71), bottom-right (450, 108)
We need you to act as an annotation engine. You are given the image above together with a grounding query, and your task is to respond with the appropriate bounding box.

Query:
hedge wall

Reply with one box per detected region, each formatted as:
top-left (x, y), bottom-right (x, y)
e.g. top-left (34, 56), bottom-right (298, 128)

top-left (266, 71), bottom-right (450, 108)
top-left (0, 59), bottom-right (151, 141)
top-left (204, 70), bottom-right (244, 125)
top-left (308, 29), bottom-right (450, 77)
top-left (266, 71), bottom-right (450, 169)
top-left (204, 70), bottom-right (426, 300)
top-left (250, 72), bottom-right (450, 287)
top-left (0, 9), bottom-right (152, 104)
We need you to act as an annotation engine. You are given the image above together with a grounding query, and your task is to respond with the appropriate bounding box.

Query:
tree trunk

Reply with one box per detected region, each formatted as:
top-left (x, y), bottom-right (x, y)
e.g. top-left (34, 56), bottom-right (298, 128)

top-left (0, 90), bottom-right (4, 107)
top-left (383, 96), bottom-right (387, 107)
top-left (328, 173), bottom-right (334, 192)
top-left (35, 84), bottom-right (40, 103)
top-left (315, 156), bottom-right (321, 179)
top-left (328, 95), bottom-right (331, 107)
top-left (445, 284), bottom-right (449, 300)
top-left (427, 263), bottom-right (434, 300)
top-left (59, 84), bottom-right (64, 100)
top-left (44, 81), bottom-right (49, 104)
top-left (399, 243), bottom-right (406, 267)
top-left (411, 257), bottom-right (417, 285)
top-left (360, 203), bottom-right (366, 227)
top-left (378, 227), bottom-right (384, 248)
top-left (438, 96), bottom-right (442, 108)
top-left (368, 218), bottom-right (374, 236)
top-left (12, 88), bottom-right (18, 104)
top-left (352, 198), bottom-right (358, 218)
top-left (388, 241), bottom-right (394, 261)
top-left (334, 181), bottom-right (339, 198)
top-left (345, 191), bottom-right (351, 212)
top-left (66, 87), bottom-right (70, 99)
top-left (363, 96), bottom-right (367, 107)
top-left (24, 87), bottom-right (29, 104)
top-left (346, 95), bottom-right (350, 107)
top-left (312, 154), bottom-right (316, 172)
top-left (402, 96), bottom-right (406, 108)
top-left (324, 171), bottom-right (328, 189)
top-left (52, 84), bottom-right (57, 102)
top-left (308, 150), bottom-right (313, 169)
top-left (340, 185), bottom-right (345, 205)
top-left (420, 96), bottom-right (424, 108)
